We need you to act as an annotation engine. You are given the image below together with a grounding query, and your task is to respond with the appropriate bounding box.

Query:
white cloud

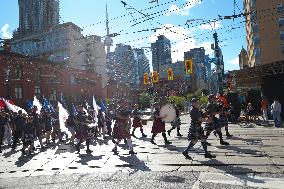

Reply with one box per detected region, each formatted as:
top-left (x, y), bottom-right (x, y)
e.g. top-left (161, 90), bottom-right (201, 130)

top-left (1, 24), bottom-right (12, 39)
top-left (199, 21), bottom-right (222, 30)
top-left (228, 57), bottom-right (239, 65)
top-left (166, 0), bottom-right (202, 16)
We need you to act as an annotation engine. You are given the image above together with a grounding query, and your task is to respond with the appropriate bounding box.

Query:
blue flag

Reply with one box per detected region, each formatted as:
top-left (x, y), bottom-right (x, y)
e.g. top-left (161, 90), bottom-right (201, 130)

top-left (27, 100), bottom-right (33, 109)
top-left (72, 103), bottom-right (78, 116)
top-left (101, 100), bottom-right (107, 113)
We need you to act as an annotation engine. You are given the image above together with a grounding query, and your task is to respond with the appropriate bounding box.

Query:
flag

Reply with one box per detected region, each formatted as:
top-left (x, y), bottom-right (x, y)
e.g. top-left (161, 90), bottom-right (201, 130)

top-left (27, 100), bottom-right (33, 109)
top-left (4, 99), bottom-right (27, 114)
top-left (93, 96), bottom-right (98, 122)
top-left (58, 102), bottom-right (70, 134)
top-left (72, 103), bottom-right (78, 116)
top-left (85, 100), bottom-right (90, 110)
top-left (43, 98), bottom-right (49, 111)
top-left (49, 102), bottom-right (55, 113)
top-left (60, 92), bottom-right (67, 109)
top-left (101, 100), bottom-right (107, 113)
top-left (33, 96), bottom-right (42, 114)
top-left (0, 98), bottom-right (6, 110)
top-left (83, 107), bottom-right (89, 116)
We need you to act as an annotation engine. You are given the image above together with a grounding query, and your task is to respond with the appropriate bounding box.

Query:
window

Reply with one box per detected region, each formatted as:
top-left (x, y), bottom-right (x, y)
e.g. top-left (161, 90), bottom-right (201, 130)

top-left (253, 47), bottom-right (260, 57)
top-left (279, 17), bottom-right (284, 27)
top-left (280, 31), bottom-right (284, 41)
top-left (253, 35), bottom-right (260, 45)
top-left (15, 86), bottom-right (23, 99)
top-left (15, 65), bottom-right (22, 79)
top-left (35, 69), bottom-right (41, 81)
top-left (280, 44), bottom-right (284, 54)
top-left (277, 4), bottom-right (283, 13)
top-left (251, 23), bottom-right (259, 33)
top-left (34, 86), bottom-right (41, 98)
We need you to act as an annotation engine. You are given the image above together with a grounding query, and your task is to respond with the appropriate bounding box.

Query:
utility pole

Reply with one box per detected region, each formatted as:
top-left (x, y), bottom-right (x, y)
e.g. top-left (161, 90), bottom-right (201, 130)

top-left (213, 32), bottom-right (224, 93)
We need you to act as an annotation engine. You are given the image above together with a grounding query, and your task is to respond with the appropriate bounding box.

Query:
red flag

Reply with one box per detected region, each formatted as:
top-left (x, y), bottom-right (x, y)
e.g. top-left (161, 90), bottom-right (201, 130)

top-left (0, 98), bottom-right (6, 110)
top-left (8, 99), bottom-right (14, 105)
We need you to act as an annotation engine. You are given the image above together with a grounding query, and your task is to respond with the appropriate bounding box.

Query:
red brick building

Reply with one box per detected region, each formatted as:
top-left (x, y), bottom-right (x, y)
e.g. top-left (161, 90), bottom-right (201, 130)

top-left (0, 51), bottom-right (103, 109)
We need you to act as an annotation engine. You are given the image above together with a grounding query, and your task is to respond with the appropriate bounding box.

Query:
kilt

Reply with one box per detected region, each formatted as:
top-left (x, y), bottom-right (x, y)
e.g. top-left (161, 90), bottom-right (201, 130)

top-left (151, 118), bottom-right (166, 134)
top-left (23, 133), bottom-right (34, 146)
top-left (171, 117), bottom-right (181, 128)
top-left (113, 121), bottom-right (131, 140)
top-left (132, 117), bottom-right (142, 128)
top-left (75, 125), bottom-right (88, 140)
top-left (187, 123), bottom-right (205, 140)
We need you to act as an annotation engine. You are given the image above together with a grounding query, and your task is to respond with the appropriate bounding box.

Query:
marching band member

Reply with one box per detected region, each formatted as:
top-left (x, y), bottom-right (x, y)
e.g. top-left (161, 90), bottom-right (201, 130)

top-left (21, 115), bottom-right (35, 155)
top-left (74, 105), bottom-right (92, 153)
top-left (150, 102), bottom-right (172, 145)
top-left (112, 99), bottom-right (136, 155)
top-left (131, 104), bottom-right (147, 138)
top-left (182, 98), bottom-right (215, 159)
top-left (205, 94), bottom-right (229, 146)
top-left (167, 105), bottom-right (182, 137)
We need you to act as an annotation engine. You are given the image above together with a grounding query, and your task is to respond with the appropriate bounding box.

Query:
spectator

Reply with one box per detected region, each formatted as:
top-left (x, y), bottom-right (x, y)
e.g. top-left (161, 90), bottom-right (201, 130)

top-left (271, 98), bottom-right (282, 127)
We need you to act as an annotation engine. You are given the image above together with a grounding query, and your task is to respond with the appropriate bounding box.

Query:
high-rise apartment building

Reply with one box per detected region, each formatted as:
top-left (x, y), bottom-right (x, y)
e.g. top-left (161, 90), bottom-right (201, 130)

top-left (16, 0), bottom-right (60, 38)
top-left (151, 35), bottom-right (172, 72)
top-left (244, 0), bottom-right (284, 66)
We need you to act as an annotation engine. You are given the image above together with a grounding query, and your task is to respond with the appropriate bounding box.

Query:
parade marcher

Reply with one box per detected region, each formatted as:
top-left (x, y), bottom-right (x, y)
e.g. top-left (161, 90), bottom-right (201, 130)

top-left (112, 99), bottom-right (136, 155)
top-left (74, 105), bottom-right (92, 153)
top-left (271, 98), bottom-right (282, 127)
top-left (21, 116), bottom-right (35, 155)
top-left (217, 93), bottom-right (232, 137)
top-left (97, 109), bottom-right (106, 139)
top-left (32, 106), bottom-right (44, 149)
top-left (205, 94), bottom-right (230, 146)
top-left (12, 110), bottom-right (25, 149)
top-left (131, 104), bottom-right (147, 138)
top-left (105, 111), bottom-right (112, 136)
top-left (182, 98), bottom-right (216, 159)
top-left (0, 111), bottom-right (6, 153)
top-left (150, 102), bottom-right (172, 145)
top-left (3, 112), bottom-right (12, 146)
top-left (51, 109), bottom-right (62, 143)
top-left (43, 111), bottom-right (53, 144)
top-left (167, 105), bottom-right (182, 137)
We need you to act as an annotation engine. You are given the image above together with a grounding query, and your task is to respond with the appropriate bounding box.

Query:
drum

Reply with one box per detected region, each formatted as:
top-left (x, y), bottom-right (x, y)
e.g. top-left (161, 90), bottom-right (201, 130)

top-left (160, 104), bottom-right (176, 122)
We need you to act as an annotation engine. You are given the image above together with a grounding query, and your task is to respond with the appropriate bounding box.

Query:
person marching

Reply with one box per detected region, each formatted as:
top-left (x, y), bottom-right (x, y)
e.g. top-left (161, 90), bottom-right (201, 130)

top-left (167, 105), bottom-right (183, 137)
top-left (97, 109), bottom-right (106, 139)
top-left (74, 105), bottom-right (92, 153)
top-left (0, 111), bottom-right (7, 153)
top-left (217, 93), bottom-right (233, 137)
top-left (131, 104), bottom-right (147, 138)
top-left (12, 110), bottom-right (25, 149)
top-left (182, 98), bottom-right (216, 159)
top-left (21, 116), bottom-right (35, 155)
top-left (112, 99), bottom-right (136, 155)
top-left (150, 102), bottom-right (172, 145)
top-left (32, 106), bottom-right (45, 149)
top-left (205, 94), bottom-right (230, 146)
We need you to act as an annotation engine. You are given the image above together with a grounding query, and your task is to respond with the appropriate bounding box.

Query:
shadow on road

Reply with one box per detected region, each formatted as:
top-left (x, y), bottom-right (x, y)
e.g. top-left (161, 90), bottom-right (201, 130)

top-left (118, 154), bottom-right (151, 171)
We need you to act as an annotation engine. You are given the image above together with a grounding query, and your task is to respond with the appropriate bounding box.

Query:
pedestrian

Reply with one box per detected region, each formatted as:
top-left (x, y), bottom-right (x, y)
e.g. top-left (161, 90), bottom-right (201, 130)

top-left (97, 109), bottom-right (106, 139)
top-left (182, 98), bottom-right (215, 159)
top-left (32, 106), bottom-right (44, 149)
top-left (204, 94), bottom-right (230, 145)
top-left (150, 102), bottom-right (172, 145)
top-left (131, 104), bottom-right (147, 138)
top-left (271, 98), bottom-right (282, 127)
top-left (74, 105), bottom-right (92, 153)
top-left (105, 111), bottom-right (112, 136)
top-left (21, 116), bottom-right (35, 155)
top-left (112, 99), bottom-right (136, 155)
top-left (167, 104), bottom-right (183, 137)
top-left (43, 112), bottom-right (53, 144)
top-left (12, 110), bottom-right (24, 149)
top-left (0, 111), bottom-right (6, 153)
top-left (261, 97), bottom-right (268, 125)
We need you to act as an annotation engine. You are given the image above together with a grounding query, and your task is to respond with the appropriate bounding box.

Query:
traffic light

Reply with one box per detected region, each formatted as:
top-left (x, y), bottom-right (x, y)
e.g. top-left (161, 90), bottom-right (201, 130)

top-left (152, 71), bottom-right (159, 83)
top-left (167, 68), bottom-right (174, 80)
top-left (185, 59), bottom-right (193, 74)
top-left (143, 73), bottom-right (149, 85)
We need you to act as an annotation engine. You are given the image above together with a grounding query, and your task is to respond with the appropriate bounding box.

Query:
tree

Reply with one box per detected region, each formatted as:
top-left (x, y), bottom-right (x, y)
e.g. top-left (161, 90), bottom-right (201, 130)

top-left (167, 96), bottom-right (186, 110)
top-left (139, 93), bottom-right (151, 109)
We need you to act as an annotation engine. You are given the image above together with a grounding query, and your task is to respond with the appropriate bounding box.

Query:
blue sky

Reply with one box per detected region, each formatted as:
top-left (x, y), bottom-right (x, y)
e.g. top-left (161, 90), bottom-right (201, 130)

top-left (0, 0), bottom-right (246, 71)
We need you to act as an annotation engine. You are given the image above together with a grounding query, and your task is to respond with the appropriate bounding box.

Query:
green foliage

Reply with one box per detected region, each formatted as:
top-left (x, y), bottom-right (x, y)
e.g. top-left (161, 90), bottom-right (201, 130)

top-left (167, 96), bottom-right (186, 110)
top-left (185, 89), bottom-right (208, 107)
top-left (139, 93), bottom-right (151, 108)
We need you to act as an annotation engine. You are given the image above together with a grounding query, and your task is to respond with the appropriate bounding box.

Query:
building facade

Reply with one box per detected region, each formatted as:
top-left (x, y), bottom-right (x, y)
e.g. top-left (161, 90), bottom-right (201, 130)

top-left (239, 46), bottom-right (249, 69)
top-left (15, 0), bottom-right (60, 39)
top-left (0, 51), bottom-right (102, 109)
top-left (244, 0), bottom-right (284, 66)
top-left (151, 35), bottom-right (172, 72)
top-left (133, 48), bottom-right (150, 87)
